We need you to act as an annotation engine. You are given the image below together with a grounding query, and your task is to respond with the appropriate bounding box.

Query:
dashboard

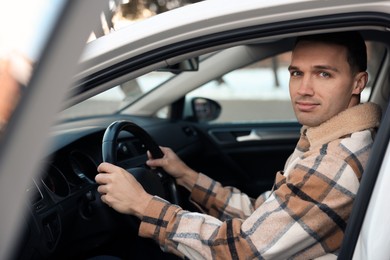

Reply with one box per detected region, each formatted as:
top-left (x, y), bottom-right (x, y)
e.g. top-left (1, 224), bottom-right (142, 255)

top-left (16, 115), bottom-right (201, 259)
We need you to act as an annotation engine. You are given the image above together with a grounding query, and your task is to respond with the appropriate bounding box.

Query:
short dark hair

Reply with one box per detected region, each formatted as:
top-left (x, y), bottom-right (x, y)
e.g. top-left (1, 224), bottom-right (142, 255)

top-left (294, 31), bottom-right (367, 73)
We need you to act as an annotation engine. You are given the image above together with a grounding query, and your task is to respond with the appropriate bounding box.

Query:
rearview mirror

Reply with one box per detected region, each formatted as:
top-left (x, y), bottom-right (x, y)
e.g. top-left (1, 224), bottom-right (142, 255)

top-left (191, 97), bottom-right (221, 122)
top-left (158, 57), bottom-right (199, 74)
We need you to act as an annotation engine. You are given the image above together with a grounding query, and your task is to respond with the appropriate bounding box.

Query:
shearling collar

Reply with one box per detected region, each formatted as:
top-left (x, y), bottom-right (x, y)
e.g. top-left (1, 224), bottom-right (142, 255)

top-left (302, 102), bottom-right (382, 148)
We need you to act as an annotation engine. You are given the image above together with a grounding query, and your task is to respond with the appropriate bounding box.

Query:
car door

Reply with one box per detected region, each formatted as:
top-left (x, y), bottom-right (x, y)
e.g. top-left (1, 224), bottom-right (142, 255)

top-left (190, 121), bottom-right (300, 198)
top-left (0, 1), bottom-right (106, 259)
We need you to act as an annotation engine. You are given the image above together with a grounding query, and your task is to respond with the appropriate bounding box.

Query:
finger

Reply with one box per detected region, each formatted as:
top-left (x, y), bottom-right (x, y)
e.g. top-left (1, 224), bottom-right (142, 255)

top-left (97, 184), bottom-right (108, 194)
top-left (95, 173), bottom-right (112, 184)
top-left (100, 194), bottom-right (111, 207)
top-left (97, 162), bottom-right (118, 173)
top-left (147, 150), bottom-right (152, 158)
top-left (159, 146), bottom-right (171, 155)
top-left (146, 158), bottom-right (164, 167)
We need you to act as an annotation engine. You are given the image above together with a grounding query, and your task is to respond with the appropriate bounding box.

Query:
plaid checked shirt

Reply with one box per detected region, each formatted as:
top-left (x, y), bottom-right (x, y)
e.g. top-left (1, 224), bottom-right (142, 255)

top-left (139, 102), bottom-right (381, 259)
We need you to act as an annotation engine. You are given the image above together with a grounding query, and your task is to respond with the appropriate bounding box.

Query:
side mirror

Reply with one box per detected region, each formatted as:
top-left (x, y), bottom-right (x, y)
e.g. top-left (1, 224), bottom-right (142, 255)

top-left (191, 97), bottom-right (221, 122)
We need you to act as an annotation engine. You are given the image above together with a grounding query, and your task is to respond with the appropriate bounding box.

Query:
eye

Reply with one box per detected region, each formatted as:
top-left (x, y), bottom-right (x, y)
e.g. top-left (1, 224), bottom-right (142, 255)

top-left (290, 71), bottom-right (302, 77)
top-left (319, 71), bottom-right (331, 78)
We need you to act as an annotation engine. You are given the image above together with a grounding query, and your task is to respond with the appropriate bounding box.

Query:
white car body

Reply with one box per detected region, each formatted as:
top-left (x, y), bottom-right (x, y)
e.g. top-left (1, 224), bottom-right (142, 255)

top-left (1, 0), bottom-right (390, 259)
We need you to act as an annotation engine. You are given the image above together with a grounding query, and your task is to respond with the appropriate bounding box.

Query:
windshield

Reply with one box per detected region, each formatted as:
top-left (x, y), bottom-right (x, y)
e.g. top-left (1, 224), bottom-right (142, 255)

top-left (60, 70), bottom-right (174, 120)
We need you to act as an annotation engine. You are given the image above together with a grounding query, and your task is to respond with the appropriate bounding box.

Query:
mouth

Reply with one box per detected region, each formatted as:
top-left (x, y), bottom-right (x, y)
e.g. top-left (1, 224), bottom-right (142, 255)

top-left (295, 101), bottom-right (319, 112)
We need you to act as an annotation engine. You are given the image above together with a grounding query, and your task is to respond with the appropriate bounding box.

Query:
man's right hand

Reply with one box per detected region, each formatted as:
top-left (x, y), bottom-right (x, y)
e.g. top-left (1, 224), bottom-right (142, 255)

top-left (146, 146), bottom-right (198, 191)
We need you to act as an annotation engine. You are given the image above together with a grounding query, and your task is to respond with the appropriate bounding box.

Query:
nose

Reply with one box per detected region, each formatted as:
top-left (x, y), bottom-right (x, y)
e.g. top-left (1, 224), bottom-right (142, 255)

top-left (297, 75), bottom-right (314, 96)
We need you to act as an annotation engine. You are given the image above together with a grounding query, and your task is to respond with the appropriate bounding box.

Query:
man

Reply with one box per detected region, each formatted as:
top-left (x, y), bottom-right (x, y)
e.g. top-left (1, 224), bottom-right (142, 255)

top-left (95, 32), bottom-right (381, 259)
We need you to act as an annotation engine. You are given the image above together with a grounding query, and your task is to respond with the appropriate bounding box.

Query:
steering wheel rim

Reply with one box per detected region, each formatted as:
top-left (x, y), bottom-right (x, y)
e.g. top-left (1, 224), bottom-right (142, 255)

top-left (102, 120), bottom-right (180, 205)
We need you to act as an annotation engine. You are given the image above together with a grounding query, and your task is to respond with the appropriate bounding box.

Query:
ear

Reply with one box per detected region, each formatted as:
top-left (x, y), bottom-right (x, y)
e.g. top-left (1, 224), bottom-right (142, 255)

top-left (352, 71), bottom-right (368, 95)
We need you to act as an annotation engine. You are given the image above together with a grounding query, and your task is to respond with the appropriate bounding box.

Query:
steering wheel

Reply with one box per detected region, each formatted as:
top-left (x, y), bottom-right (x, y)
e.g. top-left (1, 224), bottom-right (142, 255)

top-left (101, 120), bottom-right (180, 205)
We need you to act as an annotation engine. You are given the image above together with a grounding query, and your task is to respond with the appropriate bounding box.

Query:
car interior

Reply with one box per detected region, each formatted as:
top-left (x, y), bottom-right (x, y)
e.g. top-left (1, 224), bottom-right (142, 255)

top-left (13, 26), bottom-right (390, 259)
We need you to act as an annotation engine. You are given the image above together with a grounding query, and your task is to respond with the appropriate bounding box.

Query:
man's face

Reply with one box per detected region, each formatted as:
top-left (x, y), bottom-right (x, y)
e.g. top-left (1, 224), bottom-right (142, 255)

top-left (289, 41), bottom-right (367, 127)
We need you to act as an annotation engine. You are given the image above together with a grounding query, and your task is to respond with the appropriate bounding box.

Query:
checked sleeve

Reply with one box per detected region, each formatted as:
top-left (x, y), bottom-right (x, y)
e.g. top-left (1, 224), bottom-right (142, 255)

top-left (189, 173), bottom-right (269, 221)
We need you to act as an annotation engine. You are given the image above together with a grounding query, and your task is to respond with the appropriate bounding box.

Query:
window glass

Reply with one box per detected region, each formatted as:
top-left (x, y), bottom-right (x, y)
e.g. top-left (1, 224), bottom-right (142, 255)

top-left (184, 41), bottom-right (383, 124)
top-left (365, 41), bottom-right (387, 99)
top-left (186, 52), bottom-right (294, 123)
top-left (60, 71), bottom-right (174, 120)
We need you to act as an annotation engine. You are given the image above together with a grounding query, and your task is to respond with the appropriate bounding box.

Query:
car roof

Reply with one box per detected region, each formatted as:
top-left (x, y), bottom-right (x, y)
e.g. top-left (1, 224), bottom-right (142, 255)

top-left (77, 0), bottom-right (388, 75)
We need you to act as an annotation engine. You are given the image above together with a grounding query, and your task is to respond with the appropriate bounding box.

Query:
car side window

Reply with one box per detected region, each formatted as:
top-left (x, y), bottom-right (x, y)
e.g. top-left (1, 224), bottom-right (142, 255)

top-left (184, 41), bottom-right (383, 123)
top-left (186, 52), bottom-right (295, 123)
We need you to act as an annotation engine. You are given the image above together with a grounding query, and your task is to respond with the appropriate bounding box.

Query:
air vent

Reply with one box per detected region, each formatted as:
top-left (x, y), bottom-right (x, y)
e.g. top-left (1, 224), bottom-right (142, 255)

top-left (69, 151), bottom-right (98, 184)
top-left (42, 165), bottom-right (70, 197)
top-left (26, 180), bottom-right (43, 205)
